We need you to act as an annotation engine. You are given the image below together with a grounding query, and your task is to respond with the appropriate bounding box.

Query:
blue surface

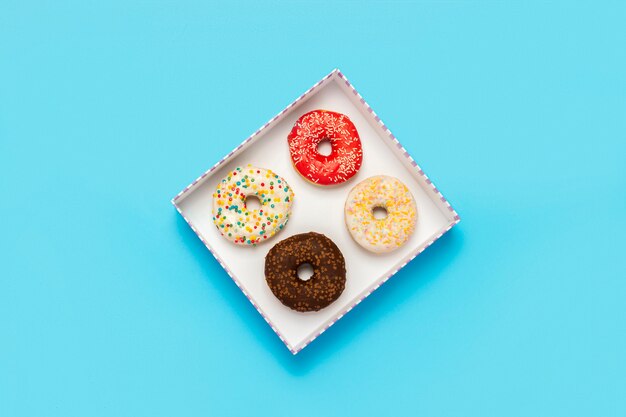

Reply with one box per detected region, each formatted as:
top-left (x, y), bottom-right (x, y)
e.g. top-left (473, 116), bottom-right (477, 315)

top-left (1, 1), bottom-right (625, 416)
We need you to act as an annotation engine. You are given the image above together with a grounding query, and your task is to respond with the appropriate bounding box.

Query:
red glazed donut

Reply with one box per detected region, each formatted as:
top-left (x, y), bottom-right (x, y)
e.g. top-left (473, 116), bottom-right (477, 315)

top-left (287, 110), bottom-right (363, 186)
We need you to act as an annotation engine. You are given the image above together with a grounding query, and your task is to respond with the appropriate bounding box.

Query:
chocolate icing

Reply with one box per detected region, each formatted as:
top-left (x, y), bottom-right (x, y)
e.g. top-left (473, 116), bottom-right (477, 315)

top-left (265, 232), bottom-right (346, 312)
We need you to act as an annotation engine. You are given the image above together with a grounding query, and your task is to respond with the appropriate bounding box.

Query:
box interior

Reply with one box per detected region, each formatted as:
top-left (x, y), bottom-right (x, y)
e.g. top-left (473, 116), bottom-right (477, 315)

top-left (175, 74), bottom-right (456, 352)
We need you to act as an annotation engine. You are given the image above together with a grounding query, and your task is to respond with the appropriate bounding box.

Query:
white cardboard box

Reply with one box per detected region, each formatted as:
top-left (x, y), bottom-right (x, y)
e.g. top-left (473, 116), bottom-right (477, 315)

top-left (172, 69), bottom-right (460, 354)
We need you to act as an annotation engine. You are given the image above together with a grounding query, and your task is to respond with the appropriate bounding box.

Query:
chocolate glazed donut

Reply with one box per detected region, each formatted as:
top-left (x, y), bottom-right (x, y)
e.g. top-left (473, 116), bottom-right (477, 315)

top-left (265, 232), bottom-right (346, 312)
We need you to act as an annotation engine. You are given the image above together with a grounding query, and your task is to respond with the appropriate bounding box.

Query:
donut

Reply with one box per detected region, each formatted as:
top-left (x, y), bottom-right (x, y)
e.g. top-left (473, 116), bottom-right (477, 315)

top-left (265, 232), bottom-right (346, 312)
top-left (344, 175), bottom-right (417, 253)
top-left (212, 165), bottom-right (294, 245)
top-left (287, 110), bottom-right (363, 186)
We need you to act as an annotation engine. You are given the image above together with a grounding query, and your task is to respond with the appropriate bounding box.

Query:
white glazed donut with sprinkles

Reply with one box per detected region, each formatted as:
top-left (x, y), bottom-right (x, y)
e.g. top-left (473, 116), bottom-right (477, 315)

top-left (212, 165), bottom-right (294, 245)
top-left (344, 175), bottom-right (417, 253)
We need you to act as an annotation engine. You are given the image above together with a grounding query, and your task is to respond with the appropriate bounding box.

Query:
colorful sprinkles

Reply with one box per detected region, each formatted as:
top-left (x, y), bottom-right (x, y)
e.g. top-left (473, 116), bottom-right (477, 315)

top-left (344, 175), bottom-right (417, 253)
top-left (212, 165), bottom-right (294, 245)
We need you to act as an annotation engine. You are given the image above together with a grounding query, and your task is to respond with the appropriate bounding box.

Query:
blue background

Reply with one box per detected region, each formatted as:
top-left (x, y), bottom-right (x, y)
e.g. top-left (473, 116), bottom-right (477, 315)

top-left (1, 1), bottom-right (625, 416)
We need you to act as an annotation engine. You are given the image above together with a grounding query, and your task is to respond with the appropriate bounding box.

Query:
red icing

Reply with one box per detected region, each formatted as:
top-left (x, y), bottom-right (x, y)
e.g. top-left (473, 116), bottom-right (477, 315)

top-left (287, 110), bottom-right (363, 185)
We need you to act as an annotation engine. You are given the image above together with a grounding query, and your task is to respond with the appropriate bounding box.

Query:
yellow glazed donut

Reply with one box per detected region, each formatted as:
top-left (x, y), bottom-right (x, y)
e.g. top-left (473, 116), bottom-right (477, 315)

top-left (212, 165), bottom-right (294, 245)
top-left (344, 175), bottom-right (417, 253)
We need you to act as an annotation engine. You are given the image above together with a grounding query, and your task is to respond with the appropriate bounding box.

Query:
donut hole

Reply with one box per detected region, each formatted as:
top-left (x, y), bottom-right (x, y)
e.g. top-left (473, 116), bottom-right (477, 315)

top-left (372, 206), bottom-right (388, 220)
top-left (316, 139), bottom-right (333, 156)
top-left (244, 195), bottom-right (261, 211)
top-left (296, 263), bottom-right (315, 281)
